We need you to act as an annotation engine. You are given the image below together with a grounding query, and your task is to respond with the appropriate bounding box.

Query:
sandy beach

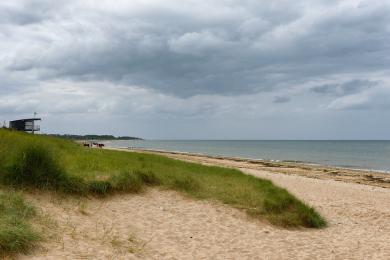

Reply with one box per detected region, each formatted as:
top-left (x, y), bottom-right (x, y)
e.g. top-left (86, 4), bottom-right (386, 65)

top-left (4, 0), bottom-right (390, 258)
top-left (22, 148), bottom-right (390, 259)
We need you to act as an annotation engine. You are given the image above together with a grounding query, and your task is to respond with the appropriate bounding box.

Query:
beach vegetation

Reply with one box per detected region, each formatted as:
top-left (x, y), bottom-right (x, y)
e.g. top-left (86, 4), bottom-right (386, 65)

top-left (0, 190), bottom-right (40, 256)
top-left (0, 129), bottom-right (326, 235)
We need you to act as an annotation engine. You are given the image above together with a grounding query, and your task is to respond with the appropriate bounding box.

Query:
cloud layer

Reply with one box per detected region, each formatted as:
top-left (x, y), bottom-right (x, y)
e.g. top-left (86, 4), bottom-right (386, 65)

top-left (1, 0), bottom-right (390, 138)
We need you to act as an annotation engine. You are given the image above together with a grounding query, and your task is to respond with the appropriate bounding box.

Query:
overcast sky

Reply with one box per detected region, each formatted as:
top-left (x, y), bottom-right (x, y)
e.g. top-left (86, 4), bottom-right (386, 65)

top-left (1, 0), bottom-right (390, 139)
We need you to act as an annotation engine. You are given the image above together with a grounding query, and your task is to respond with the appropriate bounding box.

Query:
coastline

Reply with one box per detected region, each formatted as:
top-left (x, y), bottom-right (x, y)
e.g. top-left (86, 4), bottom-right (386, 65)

top-left (107, 147), bottom-right (390, 189)
top-left (103, 140), bottom-right (390, 173)
top-left (97, 146), bottom-right (390, 258)
top-left (20, 143), bottom-right (390, 259)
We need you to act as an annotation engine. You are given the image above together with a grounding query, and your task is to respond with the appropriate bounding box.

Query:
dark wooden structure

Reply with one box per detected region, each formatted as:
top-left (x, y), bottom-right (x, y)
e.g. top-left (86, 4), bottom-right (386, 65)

top-left (9, 118), bottom-right (41, 134)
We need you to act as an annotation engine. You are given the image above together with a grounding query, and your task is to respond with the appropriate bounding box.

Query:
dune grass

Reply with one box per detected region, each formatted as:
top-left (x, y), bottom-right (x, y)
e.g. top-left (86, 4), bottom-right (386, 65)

top-left (0, 190), bottom-right (40, 256)
top-left (0, 129), bottom-right (326, 234)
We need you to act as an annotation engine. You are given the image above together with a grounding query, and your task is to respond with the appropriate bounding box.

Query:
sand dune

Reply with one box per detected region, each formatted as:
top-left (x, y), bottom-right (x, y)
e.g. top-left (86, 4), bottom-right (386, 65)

top-left (21, 152), bottom-right (390, 259)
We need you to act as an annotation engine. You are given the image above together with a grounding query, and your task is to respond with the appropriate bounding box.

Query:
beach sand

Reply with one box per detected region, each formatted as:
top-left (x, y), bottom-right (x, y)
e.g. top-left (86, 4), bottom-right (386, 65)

top-left (21, 149), bottom-right (390, 259)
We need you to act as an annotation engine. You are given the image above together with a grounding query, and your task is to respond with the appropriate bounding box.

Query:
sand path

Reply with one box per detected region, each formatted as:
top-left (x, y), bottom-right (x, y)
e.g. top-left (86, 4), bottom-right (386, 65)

top-left (21, 156), bottom-right (390, 259)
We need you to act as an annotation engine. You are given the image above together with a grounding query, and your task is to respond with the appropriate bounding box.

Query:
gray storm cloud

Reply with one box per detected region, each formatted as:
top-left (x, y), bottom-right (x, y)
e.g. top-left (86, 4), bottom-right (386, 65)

top-left (1, 0), bottom-right (390, 138)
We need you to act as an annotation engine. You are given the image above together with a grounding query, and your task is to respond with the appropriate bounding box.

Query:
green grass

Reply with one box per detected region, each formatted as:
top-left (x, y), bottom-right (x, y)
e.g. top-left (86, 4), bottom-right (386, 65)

top-left (0, 190), bottom-right (40, 256)
top-left (0, 129), bottom-right (326, 231)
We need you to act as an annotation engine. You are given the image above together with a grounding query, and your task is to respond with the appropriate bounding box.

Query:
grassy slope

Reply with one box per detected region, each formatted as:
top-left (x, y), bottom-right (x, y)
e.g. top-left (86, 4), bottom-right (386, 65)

top-left (0, 129), bottom-right (326, 254)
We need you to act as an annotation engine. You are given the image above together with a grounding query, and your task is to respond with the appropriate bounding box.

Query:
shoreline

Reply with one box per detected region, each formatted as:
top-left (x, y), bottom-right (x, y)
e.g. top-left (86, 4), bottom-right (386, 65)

top-left (101, 139), bottom-right (390, 174)
top-left (106, 146), bottom-right (390, 189)
top-left (134, 147), bottom-right (390, 174)
top-left (15, 140), bottom-right (390, 258)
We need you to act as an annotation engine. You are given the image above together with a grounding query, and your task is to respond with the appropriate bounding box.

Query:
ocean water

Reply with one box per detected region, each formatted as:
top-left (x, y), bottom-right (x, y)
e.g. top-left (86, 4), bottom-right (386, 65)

top-left (104, 140), bottom-right (390, 172)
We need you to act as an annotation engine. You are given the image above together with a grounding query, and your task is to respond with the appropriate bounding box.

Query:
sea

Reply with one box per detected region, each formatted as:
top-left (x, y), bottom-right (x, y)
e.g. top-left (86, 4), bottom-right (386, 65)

top-left (103, 140), bottom-right (390, 173)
